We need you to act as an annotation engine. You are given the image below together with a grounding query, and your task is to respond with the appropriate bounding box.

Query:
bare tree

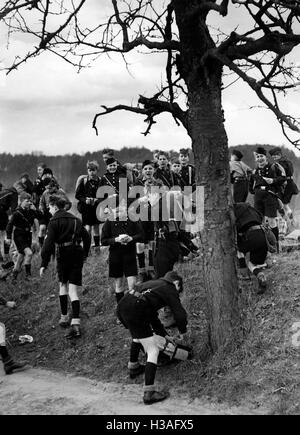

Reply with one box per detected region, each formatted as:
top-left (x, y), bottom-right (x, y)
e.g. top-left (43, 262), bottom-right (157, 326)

top-left (2, 0), bottom-right (300, 351)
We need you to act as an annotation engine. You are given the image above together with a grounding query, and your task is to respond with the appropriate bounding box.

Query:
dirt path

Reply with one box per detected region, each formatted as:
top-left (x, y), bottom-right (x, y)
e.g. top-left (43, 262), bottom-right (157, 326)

top-left (0, 367), bottom-right (266, 415)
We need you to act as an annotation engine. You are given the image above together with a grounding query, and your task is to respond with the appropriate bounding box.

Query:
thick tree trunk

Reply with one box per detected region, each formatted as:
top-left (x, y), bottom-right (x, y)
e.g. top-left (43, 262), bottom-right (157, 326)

top-left (174, 1), bottom-right (240, 352)
top-left (188, 84), bottom-right (240, 352)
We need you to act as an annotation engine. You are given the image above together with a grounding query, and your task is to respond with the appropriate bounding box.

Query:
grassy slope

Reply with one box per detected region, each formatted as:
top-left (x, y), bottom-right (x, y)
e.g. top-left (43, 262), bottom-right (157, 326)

top-left (1, 248), bottom-right (300, 415)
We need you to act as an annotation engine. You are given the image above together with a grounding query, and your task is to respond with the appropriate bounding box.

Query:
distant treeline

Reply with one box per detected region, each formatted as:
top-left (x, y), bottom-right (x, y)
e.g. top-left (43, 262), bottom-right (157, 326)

top-left (0, 147), bottom-right (153, 193)
top-left (1, 144), bottom-right (300, 209)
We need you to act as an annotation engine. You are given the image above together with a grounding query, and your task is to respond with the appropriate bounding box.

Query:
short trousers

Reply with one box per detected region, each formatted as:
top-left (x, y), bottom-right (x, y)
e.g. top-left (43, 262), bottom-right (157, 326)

top-left (109, 247), bottom-right (138, 278)
top-left (56, 245), bottom-right (84, 286)
top-left (0, 211), bottom-right (8, 231)
top-left (80, 204), bottom-right (100, 226)
top-left (254, 190), bottom-right (279, 218)
top-left (238, 228), bottom-right (268, 265)
top-left (117, 294), bottom-right (155, 339)
top-left (13, 230), bottom-right (32, 255)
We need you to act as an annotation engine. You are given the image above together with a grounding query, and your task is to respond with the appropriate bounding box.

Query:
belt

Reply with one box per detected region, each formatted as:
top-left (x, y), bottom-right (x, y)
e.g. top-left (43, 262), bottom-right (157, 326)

top-left (129, 290), bottom-right (146, 300)
top-left (15, 227), bottom-right (31, 232)
top-left (254, 186), bottom-right (268, 191)
top-left (57, 241), bottom-right (81, 248)
top-left (234, 177), bottom-right (246, 182)
top-left (247, 225), bottom-right (262, 233)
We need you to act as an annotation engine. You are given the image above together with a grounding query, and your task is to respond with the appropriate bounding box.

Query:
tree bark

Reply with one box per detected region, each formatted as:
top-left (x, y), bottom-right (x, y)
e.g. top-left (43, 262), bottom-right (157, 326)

top-left (174, 0), bottom-right (240, 352)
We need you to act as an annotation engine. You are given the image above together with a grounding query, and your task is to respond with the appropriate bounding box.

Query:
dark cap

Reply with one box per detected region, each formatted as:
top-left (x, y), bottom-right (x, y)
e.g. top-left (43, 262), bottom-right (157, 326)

top-left (102, 148), bottom-right (114, 156)
top-left (42, 167), bottom-right (53, 176)
top-left (20, 173), bottom-right (29, 179)
top-left (269, 147), bottom-right (282, 156)
top-left (255, 146), bottom-right (267, 156)
top-left (231, 149), bottom-right (243, 160)
top-left (163, 271), bottom-right (183, 292)
top-left (179, 148), bottom-right (190, 156)
top-left (106, 157), bottom-right (117, 166)
top-left (142, 159), bottom-right (155, 169)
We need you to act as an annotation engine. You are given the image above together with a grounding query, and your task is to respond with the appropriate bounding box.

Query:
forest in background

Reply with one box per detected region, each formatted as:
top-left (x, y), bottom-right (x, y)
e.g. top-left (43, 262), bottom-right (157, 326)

top-left (1, 144), bottom-right (300, 210)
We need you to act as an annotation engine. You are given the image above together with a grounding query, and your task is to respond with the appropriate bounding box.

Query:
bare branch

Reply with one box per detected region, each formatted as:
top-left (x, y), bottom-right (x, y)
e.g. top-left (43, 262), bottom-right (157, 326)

top-left (93, 95), bottom-right (187, 136)
top-left (212, 50), bottom-right (300, 140)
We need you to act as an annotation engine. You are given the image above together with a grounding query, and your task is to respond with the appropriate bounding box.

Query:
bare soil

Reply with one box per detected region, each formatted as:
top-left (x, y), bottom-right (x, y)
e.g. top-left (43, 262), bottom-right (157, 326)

top-left (1, 247), bottom-right (300, 415)
top-left (0, 368), bottom-right (265, 415)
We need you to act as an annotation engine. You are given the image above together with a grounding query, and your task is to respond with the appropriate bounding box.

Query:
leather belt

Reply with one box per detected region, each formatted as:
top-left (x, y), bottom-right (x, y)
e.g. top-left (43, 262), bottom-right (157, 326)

top-left (57, 241), bottom-right (81, 248)
top-left (247, 225), bottom-right (262, 232)
top-left (15, 226), bottom-right (31, 232)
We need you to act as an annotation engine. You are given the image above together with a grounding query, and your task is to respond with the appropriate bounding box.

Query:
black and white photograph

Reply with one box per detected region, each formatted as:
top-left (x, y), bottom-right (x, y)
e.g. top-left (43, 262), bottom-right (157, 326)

top-left (1, 0), bottom-right (300, 419)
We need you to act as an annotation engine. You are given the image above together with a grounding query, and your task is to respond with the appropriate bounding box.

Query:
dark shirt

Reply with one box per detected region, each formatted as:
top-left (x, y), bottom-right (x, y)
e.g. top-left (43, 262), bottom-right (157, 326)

top-left (0, 188), bottom-right (18, 213)
top-left (234, 202), bottom-right (263, 233)
top-left (99, 171), bottom-right (125, 200)
top-left (75, 176), bottom-right (101, 203)
top-left (249, 163), bottom-right (286, 195)
top-left (6, 207), bottom-right (41, 239)
top-left (135, 278), bottom-right (188, 334)
top-left (278, 157), bottom-right (293, 178)
top-left (41, 210), bottom-right (91, 268)
top-left (101, 219), bottom-right (144, 250)
top-left (179, 164), bottom-right (196, 190)
top-left (32, 176), bottom-right (46, 206)
top-left (154, 168), bottom-right (176, 188)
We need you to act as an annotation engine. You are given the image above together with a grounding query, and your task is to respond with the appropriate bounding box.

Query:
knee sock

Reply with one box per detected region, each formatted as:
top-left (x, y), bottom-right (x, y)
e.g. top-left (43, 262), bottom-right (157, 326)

top-left (71, 300), bottom-right (80, 320)
top-left (59, 295), bottom-right (68, 316)
top-left (4, 241), bottom-right (10, 255)
top-left (271, 226), bottom-right (279, 241)
top-left (238, 258), bottom-right (247, 268)
top-left (137, 253), bottom-right (146, 270)
top-left (38, 237), bottom-right (44, 248)
top-left (25, 264), bottom-right (31, 276)
top-left (130, 341), bottom-right (142, 363)
top-left (115, 292), bottom-right (124, 303)
top-left (148, 250), bottom-right (153, 267)
top-left (145, 362), bottom-right (157, 386)
top-left (0, 345), bottom-right (9, 360)
top-left (253, 267), bottom-right (263, 276)
top-left (94, 236), bottom-right (100, 247)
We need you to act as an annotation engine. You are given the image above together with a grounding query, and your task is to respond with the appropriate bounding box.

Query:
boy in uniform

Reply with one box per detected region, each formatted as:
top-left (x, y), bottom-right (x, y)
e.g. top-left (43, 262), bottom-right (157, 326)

top-left (40, 195), bottom-right (90, 339)
top-left (230, 149), bottom-right (252, 203)
top-left (269, 147), bottom-right (298, 219)
top-left (75, 160), bottom-right (101, 252)
top-left (234, 202), bottom-right (269, 293)
top-left (154, 151), bottom-right (176, 188)
top-left (117, 271), bottom-right (188, 405)
top-left (101, 203), bottom-right (144, 306)
top-left (6, 192), bottom-right (41, 280)
top-left (39, 179), bottom-right (72, 248)
top-left (178, 148), bottom-right (195, 191)
top-left (131, 160), bottom-right (156, 282)
top-left (249, 146), bottom-right (286, 248)
top-left (0, 187), bottom-right (18, 267)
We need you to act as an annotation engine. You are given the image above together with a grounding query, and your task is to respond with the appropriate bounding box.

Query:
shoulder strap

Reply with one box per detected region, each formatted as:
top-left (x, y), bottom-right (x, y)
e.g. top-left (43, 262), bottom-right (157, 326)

top-left (16, 209), bottom-right (31, 226)
top-left (72, 218), bottom-right (77, 243)
top-left (103, 175), bottom-right (119, 194)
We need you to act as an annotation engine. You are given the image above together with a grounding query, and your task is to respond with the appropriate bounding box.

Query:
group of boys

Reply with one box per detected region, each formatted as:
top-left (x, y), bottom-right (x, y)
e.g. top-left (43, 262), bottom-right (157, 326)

top-left (0, 148), bottom-right (195, 405)
top-left (230, 146), bottom-right (298, 292)
top-left (2, 145), bottom-right (294, 404)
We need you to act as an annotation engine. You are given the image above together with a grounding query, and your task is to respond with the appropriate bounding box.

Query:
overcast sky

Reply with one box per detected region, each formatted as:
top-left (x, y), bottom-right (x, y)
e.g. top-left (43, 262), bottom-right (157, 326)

top-left (0, 1), bottom-right (300, 157)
